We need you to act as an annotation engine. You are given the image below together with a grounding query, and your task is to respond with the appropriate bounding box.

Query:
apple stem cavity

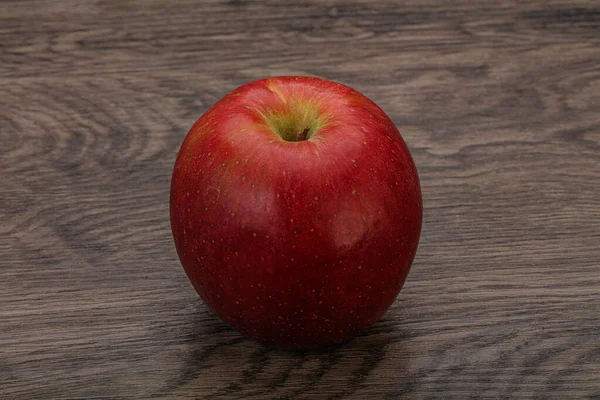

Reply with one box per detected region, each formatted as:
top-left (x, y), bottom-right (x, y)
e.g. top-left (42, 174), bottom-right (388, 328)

top-left (297, 127), bottom-right (311, 142)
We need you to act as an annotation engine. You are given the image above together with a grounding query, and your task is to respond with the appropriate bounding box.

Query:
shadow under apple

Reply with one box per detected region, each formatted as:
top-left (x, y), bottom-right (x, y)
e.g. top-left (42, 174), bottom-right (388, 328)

top-left (155, 298), bottom-right (417, 399)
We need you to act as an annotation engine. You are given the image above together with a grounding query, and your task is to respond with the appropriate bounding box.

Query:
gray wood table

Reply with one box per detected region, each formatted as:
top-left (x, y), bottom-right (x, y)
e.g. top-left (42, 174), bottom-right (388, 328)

top-left (1, 1), bottom-right (599, 398)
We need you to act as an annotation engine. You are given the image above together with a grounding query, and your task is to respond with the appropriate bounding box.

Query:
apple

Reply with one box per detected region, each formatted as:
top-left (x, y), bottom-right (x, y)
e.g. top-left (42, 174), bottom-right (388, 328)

top-left (170, 76), bottom-right (422, 349)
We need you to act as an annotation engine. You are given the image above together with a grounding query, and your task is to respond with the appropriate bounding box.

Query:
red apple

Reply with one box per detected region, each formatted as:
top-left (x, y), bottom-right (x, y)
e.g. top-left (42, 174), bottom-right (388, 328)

top-left (170, 76), bottom-right (422, 349)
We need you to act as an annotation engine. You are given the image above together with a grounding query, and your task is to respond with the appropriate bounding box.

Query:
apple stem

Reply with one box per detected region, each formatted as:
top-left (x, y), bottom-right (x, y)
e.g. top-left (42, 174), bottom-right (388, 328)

top-left (297, 127), bottom-right (310, 141)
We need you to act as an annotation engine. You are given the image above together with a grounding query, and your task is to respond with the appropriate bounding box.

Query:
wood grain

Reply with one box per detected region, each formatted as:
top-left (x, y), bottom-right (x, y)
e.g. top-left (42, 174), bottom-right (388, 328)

top-left (1, 0), bottom-right (599, 398)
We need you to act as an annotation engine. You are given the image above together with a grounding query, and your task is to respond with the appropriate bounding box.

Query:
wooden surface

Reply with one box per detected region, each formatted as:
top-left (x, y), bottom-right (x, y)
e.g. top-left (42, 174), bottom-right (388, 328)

top-left (1, 1), bottom-right (599, 398)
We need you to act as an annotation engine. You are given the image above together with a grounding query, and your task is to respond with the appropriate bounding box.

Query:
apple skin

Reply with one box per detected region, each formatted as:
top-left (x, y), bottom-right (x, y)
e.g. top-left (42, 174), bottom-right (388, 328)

top-left (170, 76), bottom-right (422, 349)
